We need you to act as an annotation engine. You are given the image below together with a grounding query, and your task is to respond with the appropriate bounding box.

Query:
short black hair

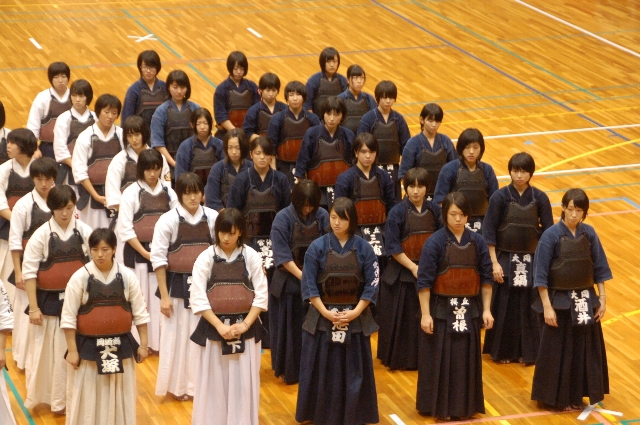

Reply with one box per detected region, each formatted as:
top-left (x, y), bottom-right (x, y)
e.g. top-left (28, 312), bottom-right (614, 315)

top-left (0, 100), bottom-right (6, 129)
top-left (226, 51), bottom-right (249, 76)
top-left (136, 148), bottom-right (163, 181)
top-left (47, 185), bottom-right (77, 211)
top-left (250, 135), bottom-right (275, 156)
top-left (420, 103), bottom-right (443, 126)
top-left (7, 128), bottom-right (37, 157)
top-left (455, 128), bottom-right (485, 160)
top-left (123, 115), bottom-right (150, 149)
top-left (258, 73), bottom-right (280, 91)
top-left (175, 172), bottom-right (204, 201)
top-left (353, 132), bottom-right (378, 165)
top-left (95, 94), bottom-right (122, 117)
top-left (47, 62), bottom-right (70, 84)
top-left (30, 157), bottom-right (58, 180)
top-left (442, 192), bottom-right (472, 224)
top-left (346, 64), bottom-right (365, 79)
top-left (284, 81), bottom-right (307, 102)
top-left (320, 96), bottom-right (347, 123)
top-left (330, 197), bottom-right (358, 238)
top-left (508, 152), bottom-right (535, 175)
top-left (190, 107), bottom-right (213, 136)
top-left (291, 179), bottom-right (321, 217)
top-left (214, 208), bottom-right (246, 248)
top-left (89, 228), bottom-right (117, 249)
top-left (166, 70), bottom-right (191, 100)
top-left (223, 128), bottom-right (249, 161)
top-left (70, 79), bottom-right (94, 105)
top-left (374, 80), bottom-right (397, 103)
top-left (137, 50), bottom-right (162, 75)
top-left (403, 167), bottom-right (430, 192)
top-left (561, 188), bottom-right (589, 221)
top-left (319, 47), bottom-right (340, 71)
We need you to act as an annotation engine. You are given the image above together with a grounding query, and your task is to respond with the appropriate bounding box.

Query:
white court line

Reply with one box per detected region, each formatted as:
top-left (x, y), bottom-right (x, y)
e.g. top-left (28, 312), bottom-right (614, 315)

top-left (514, 0), bottom-right (640, 59)
top-left (497, 163), bottom-right (640, 179)
top-left (578, 404), bottom-right (623, 421)
top-left (389, 414), bottom-right (406, 425)
top-left (29, 38), bottom-right (42, 49)
top-left (127, 34), bottom-right (157, 42)
top-left (247, 27), bottom-right (262, 38)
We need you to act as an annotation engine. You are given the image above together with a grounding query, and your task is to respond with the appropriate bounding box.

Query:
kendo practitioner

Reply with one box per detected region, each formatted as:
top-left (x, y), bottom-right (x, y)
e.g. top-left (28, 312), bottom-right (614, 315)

top-left (416, 192), bottom-right (494, 421)
top-left (398, 103), bottom-right (456, 199)
top-left (23, 185), bottom-right (92, 415)
top-left (0, 282), bottom-right (17, 425)
top-left (378, 167), bottom-right (441, 370)
top-left (337, 64), bottom-right (377, 135)
top-left (295, 197), bottom-right (380, 425)
top-left (175, 107), bottom-right (223, 182)
top-left (204, 128), bottom-right (252, 212)
top-left (531, 188), bottom-right (612, 411)
top-left (73, 94), bottom-right (124, 230)
top-left (227, 136), bottom-right (291, 348)
top-left (117, 149), bottom-right (178, 353)
top-left (190, 208), bottom-right (268, 425)
top-left (304, 47), bottom-right (348, 116)
top-left (8, 157), bottom-right (57, 370)
top-left (62, 228), bottom-right (150, 425)
top-left (26, 62), bottom-right (71, 159)
top-left (269, 179), bottom-right (329, 384)
top-left (151, 172), bottom-right (218, 401)
top-left (433, 127), bottom-right (498, 234)
top-left (213, 51), bottom-right (260, 139)
top-left (121, 50), bottom-right (166, 128)
top-left (294, 96), bottom-right (354, 209)
top-left (242, 72), bottom-right (287, 142)
top-left (357, 80), bottom-right (411, 202)
top-left (53, 79), bottom-right (96, 189)
top-left (267, 80), bottom-right (321, 187)
top-left (482, 152), bottom-right (553, 365)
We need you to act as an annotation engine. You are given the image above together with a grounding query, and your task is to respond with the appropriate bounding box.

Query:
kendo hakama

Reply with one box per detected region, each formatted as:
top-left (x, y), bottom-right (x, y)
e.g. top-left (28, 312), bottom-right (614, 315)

top-left (0, 283), bottom-right (17, 425)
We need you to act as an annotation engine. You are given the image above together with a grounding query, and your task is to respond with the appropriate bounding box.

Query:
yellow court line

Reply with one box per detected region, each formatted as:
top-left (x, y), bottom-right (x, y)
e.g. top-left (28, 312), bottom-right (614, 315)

top-left (601, 308), bottom-right (640, 326)
top-left (484, 399), bottom-right (512, 425)
top-left (538, 137), bottom-right (640, 172)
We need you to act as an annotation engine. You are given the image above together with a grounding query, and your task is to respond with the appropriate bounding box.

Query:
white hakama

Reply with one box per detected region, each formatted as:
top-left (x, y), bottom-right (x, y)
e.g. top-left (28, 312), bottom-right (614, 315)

top-left (10, 288), bottom-right (29, 370)
top-left (132, 262), bottom-right (161, 352)
top-left (0, 370), bottom-right (17, 425)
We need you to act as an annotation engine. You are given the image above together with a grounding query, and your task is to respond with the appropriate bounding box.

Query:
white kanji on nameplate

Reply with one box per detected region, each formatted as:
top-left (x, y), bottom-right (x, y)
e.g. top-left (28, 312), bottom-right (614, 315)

top-left (227, 340), bottom-right (242, 353)
top-left (453, 319), bottom-right (468, 332)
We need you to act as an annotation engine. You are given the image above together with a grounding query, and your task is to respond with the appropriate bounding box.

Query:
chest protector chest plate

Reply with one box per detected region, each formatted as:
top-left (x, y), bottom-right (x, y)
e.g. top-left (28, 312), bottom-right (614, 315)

top-left (278, 115), bottom-right (310, 162)
top-left (7, 170), bottom-right (35, 209)
top-left (207, 254), bottom-right (255, 315)
top-left (167, 214), bottom-right (213, 274)
top-left (372, 120), bottom-right (400, 165)
top-left (120, 156), bottom-right (137, 192)
top-left (548, 234), bottom-right (594, 291)
top-left (318, 247), bottom-right (364, 306)
top-left (353, 175), bottom-right (386, 226)
top-left (40, 96), bottom-right (72, 144)
top-left (87, 133), bottom-right (121, 186)
top-left (228, 89), bottom-right (253, 128)
top-left (243, 182), bottom-right (278, 239)
top-left (190, 142), bottom-right (218, 183)
top-left (38, 229), bottom-right (89, 291)
top-left (257, 110), bottom-right (272, 137)
top-left (22, 201), bottom-right (52, 250)
top-left (164, 106), bottom-right (192, 157)
top-left (343, 97), bottom-right (369, 135)
top-left (313, 78), bottom-right (342, 115)
top-left (136, 86), bottom-right (165, 128)
top-left (291, 218), bottom-right (321, 269)
top-left (67, 115), bottom-right (95, 155)
top-left (433, 240), bottom-right (480, 297)
top-left (307, 137), bottom-right (350, 187)
top-left (77, 272), bottom-right (133, 337)
top-left (453, 166), bottom-right (488, 217)
top-left (496, 199), bottom-right (541, 253)
top-left (418, 147), bottom-right (447, 196)
top-left (133, 188), bottom-right (171, 243)
top-left (401, 208), bottom-right (436, 261)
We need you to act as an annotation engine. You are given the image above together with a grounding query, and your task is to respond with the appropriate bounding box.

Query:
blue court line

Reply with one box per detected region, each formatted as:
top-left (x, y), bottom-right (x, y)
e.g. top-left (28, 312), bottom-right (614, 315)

top-left (3, 368), bottom-right (36, 425)
top-left (545, 182), bottom-right (640, 193)
top-left (621, 197), bottom-right (640, 209)
top-left (371, 0), bottom-right (634, 144)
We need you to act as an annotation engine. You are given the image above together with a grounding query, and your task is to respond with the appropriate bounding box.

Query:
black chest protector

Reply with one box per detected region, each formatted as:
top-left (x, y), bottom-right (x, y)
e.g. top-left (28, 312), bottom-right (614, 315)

top-left (312, 78), bottom-right (342, 115)
top-left (167, 209), bottom-right (213, 274)
top-left (453, 165), bottom-right (488, 217)
top-left (7, 168), bottom-right (35, 209)
top-left (278, 115), bottom-right (310, 163)
top-left (417, 146), bottom-right (447, 196)
top-left (243, 174), bottom-right (278, 239)
top-left (307, 137), bottom-right (350, 187)
top-left (0, 129), bottom-right (8, 164)
top-left (318, 246), bottom-right (364, 306)
top-left (548, 234), bottom-right (594, 291)
top-left (67, 114), bottom-right (95, 155)
top-left (433, 240), bottom-right (480, 297)
top-left (136, 86), bottom-right (166, 128)
top-left (257, 109), bottom-right (272, 137)
top-left (22, 196), bottom-right (52, 249)
top-left (38, 227), bottom-right (89, 291)
top-left (190, 140), bottom-right (219, 183)
top-left (40, 95), bottom-right (72, 144)
top-left (220, 166), bottom-right (237, 208)
top-left (120, 154), bottom-right (138, 192)
top-left (372, 120), bottom-right (400, 165)
top-left (87, 131), bottom-right (122, 186)
top-left (77, 269), bottom-right (133, 337)
top-left (342, 97), bottom-right (369, 135)
top-left (227, 89), bottom-right (253, 128)
top-left (401, 207), bottom-right (436, 262)
top-left (164, 106), bottom-right (193, 157)
top-left (206, 253), bottom-right (254, 315)
top-left (132, 185), bottom-right (171, 243)
top-left (352, 174), bottom-right (386, 226)
top-left (496, 192), bottom-right (541, 254)
top-left (290, 216), bottom-right (322, 269)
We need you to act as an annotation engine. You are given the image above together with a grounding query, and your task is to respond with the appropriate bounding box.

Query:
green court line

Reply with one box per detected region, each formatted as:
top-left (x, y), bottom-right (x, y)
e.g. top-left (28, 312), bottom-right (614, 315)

top-left (3, 368), bottom-right (36, 425)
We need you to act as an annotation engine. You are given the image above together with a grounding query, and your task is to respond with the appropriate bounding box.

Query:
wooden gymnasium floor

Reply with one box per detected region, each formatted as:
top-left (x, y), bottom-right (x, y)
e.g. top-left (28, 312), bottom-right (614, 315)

top-left (1, 0), bottom-right (640, 424)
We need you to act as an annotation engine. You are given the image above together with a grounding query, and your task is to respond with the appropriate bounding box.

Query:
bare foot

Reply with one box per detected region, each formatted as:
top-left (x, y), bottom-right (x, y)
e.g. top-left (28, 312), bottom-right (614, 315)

top-left (498, 359), bottom-right (511, 364)
top-left (173, 393), bottom-right (190, 402)
top-left (52, 408), bottom-right (66, 416)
